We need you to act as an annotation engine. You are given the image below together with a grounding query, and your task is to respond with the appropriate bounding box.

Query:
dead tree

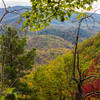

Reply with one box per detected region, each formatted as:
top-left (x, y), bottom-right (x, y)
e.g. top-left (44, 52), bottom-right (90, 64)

top-left (72, 13), bottom-right (100, 100)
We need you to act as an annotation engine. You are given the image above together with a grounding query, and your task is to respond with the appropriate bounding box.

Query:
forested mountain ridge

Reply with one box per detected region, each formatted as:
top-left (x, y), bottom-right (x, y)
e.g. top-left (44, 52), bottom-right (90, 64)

top-left (27, 35), bottom-right (72, 50)
top-left (0, 6), bottom-right (100, 41)
top-left (26, 35), bottom-right (72, 65)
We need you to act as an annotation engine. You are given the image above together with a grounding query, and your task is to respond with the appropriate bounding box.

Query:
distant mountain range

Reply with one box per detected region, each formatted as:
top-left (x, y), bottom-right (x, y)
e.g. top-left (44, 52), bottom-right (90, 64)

top-left (0, 6), bottom-right (100, 42)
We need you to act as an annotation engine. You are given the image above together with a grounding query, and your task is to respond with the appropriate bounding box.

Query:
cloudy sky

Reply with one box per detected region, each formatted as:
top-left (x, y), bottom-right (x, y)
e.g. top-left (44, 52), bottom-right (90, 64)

top-left (0, 0), bottom-right (31, 7)
top-left (0, 0), bottom-right (100, 13)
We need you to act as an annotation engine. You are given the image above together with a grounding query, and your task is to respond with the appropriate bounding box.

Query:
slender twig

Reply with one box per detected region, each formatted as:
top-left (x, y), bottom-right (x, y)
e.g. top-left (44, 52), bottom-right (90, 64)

top-left (8, 8), bottom-right (30, 14)
top-left (82, 75), bottom-right (100, 82)
top-left (83, 92), bottom-right (100, 98)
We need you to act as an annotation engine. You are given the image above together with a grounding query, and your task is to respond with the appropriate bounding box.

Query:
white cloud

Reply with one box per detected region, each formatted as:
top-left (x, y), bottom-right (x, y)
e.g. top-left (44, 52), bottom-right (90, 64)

top-left (92, 0), bottom-right (100, 13)
top-left (0, 0), bottom-right (100, 13)
top-left (0, 0), bottom-right (31, 8)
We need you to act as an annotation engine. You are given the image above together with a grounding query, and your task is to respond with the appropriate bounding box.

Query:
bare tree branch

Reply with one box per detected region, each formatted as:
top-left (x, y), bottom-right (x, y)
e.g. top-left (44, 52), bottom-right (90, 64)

top-left (0, 11), bottom-right (8, 23)
top-left (82, 75), bottom-right (100, 82)
top-left (2, 0), bottom-right (7, 10)
top-left (0, 0), bottom-right (30, 24)
top-left (83, 92), bottom-right (100, 98)
top-left (8, 8), bottom-right (30, 14)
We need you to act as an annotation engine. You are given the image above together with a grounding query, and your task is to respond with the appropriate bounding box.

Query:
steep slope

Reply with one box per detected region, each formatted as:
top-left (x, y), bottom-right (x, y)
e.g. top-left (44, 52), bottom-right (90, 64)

top-left (30, 32), bottom-right (100, 99)
top-left (78, 32), bottom-right (100, 98)
top-left (79, 31), bottom-right (100, 62)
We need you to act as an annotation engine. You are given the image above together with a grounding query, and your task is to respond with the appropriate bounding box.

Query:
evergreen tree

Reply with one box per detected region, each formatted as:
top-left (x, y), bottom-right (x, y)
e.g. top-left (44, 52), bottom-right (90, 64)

top-left (0, 26), bottom-right (36, 91)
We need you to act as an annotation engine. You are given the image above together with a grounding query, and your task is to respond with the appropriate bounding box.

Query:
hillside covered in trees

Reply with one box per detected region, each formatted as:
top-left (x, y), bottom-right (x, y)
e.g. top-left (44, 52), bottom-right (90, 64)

top-left (27, 35), bottom-right (72, 65)
top-left (0, 0), bottom-right (100, 100)
top-left (19, 31), bottom-right (100, 99)
top-left (27, 35), bottom-right (72, 50)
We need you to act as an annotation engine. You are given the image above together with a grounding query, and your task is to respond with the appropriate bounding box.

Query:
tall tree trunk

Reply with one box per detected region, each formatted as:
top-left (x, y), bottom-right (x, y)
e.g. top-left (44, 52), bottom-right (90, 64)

top-left (1, 46), bottom-right (5, 95)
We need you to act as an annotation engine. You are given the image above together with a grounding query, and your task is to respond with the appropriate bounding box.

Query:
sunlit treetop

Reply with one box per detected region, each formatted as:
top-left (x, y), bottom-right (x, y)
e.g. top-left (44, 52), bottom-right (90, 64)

top-left (21, 0), bottom-right (98, 31)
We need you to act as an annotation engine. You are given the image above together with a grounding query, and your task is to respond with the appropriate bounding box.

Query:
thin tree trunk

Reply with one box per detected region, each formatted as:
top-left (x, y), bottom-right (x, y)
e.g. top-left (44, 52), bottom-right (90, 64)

top-left (73, 18), bottom-right (84, 100)
top-left (1, 46), bottom-right (5, 95)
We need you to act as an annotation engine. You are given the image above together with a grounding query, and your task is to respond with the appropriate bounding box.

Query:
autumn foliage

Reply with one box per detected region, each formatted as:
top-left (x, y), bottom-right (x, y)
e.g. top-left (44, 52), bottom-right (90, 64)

top-left (82, 78), bottom-right (100, 98)
top-left (82, 64), bottom-right (100, 98)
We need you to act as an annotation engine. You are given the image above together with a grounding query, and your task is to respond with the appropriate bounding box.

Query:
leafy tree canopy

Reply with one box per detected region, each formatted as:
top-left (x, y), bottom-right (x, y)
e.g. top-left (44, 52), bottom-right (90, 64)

top-left (21, 0), bottom-right (98, 31)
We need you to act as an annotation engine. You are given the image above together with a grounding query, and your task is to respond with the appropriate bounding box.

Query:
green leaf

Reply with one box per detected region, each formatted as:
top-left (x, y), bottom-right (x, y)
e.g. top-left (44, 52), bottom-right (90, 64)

top-left (21, 0), bottom-right (97, 31)
top-left (87, 6), bottom-right (92, 11)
